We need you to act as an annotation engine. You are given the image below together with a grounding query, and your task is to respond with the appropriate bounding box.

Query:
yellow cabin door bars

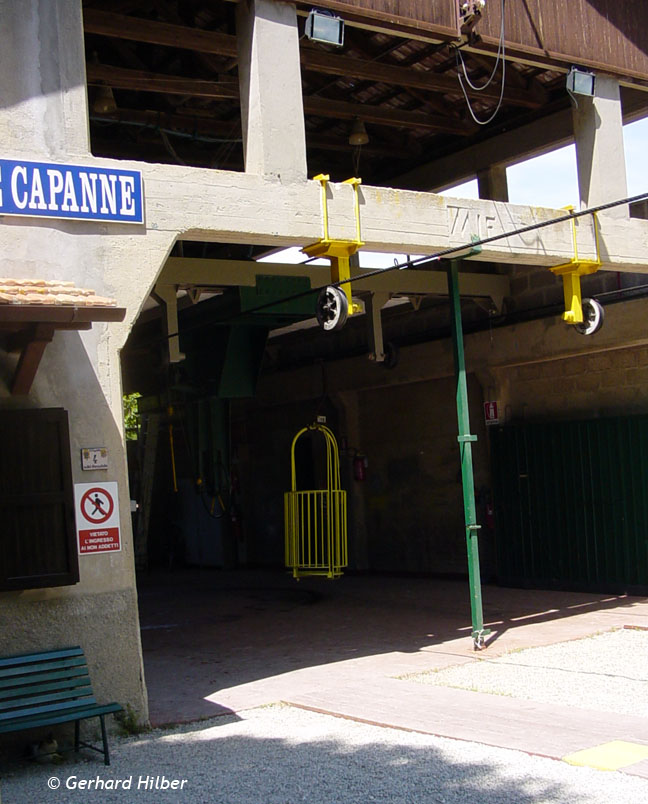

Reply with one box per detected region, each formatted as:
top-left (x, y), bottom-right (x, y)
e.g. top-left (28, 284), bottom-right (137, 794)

top-left (284, 423), bottom-right (348, 579)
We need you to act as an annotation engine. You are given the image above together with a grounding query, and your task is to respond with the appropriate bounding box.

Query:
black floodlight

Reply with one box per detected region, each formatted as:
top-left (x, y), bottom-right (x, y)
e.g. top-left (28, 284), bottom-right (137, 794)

top-left (305, 10), bottom-right (344, 47)
top-left (566, 67), bottom-right (596, 97)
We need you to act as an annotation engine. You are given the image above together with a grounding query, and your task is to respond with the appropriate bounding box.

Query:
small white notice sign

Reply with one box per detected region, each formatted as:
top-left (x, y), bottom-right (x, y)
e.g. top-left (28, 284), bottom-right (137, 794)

top-left (81, 447), bottom-right (108, 471)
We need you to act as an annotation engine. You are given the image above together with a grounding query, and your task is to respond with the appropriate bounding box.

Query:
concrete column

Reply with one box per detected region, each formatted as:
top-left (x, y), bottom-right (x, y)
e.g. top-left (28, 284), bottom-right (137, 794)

top-left (0, 0), bottom-right (89, 157)
top-left (477, 165), bottom-right (509, 203)
top-left (335, 390), bottom-right (369, 571)
top-left (236, 0), bottom-right (307, 183)
top-left (478, 166), bottom-right (509, 283)
top-left (573, 74), bottom-right (628, 217)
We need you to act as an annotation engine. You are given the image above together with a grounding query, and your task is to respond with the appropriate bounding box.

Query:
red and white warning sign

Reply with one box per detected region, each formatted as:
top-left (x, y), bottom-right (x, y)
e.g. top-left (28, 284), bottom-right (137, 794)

top-left (74, 482), bottom-right (121, 554)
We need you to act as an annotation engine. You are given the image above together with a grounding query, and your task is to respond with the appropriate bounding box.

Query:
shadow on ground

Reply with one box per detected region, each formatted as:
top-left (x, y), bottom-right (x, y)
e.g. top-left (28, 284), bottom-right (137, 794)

top-left (137, 568), bottom-right (648, 725)
top-left (4, 707), bottom-right (637, 804)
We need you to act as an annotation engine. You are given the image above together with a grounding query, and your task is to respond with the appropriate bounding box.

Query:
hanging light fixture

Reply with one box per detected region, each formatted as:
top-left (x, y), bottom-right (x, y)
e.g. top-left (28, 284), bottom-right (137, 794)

top-left (305, 9), bottom-right (345, 47)
top-left (566, 66), bottom-right (596, 97)
top-left (348, 118), bottom-right (369, 146)
top-left (92, 85), bottom-right (117, 114)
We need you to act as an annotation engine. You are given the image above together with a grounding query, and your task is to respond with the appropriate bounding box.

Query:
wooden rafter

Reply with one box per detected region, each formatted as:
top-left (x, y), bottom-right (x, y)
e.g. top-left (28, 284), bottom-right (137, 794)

top-left (88, 62), bottom-right (469, 133)
top-left (301, 48), bottom-right (542, 108)
top-left (10, 324), bottom-right (55, 396)
top-left (343, 31), bottom-right (460, 119)
top-left (303, 96), bottom-right (467, 134)
top-left (91, 108), bottom-right (242, 139)
top-left (84, 8), bottom-right (239, 57)
top-left (87, 64), bottom-right (239, 100)
top-left (0, 304), bottom-right (126, 396)
top-left (307, 135), bottom-right (411, 158)
top-left (84, 9), bottom-right (542, 108)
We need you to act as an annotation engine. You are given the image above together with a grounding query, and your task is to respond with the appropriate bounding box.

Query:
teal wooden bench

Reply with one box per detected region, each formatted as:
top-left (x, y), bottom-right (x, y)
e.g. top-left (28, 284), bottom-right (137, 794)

top-left (0, 646), bottom-right (123, 765)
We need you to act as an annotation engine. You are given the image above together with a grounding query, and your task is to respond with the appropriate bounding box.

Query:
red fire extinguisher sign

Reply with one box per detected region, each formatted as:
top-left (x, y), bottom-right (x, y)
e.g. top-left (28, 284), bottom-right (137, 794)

top-left (484, 401), bottom-right (499, 425)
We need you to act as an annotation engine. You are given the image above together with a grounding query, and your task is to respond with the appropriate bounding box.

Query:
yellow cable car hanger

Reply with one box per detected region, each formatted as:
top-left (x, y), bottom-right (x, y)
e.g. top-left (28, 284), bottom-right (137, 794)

top-left (550, 208), bottom-right (604, 335)
top-left (304, 174), bottom-right (364, 331)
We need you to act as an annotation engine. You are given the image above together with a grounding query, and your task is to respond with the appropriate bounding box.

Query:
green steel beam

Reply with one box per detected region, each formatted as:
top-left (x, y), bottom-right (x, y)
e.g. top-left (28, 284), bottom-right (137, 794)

top-left (447, 255), bottom-right (491, 650)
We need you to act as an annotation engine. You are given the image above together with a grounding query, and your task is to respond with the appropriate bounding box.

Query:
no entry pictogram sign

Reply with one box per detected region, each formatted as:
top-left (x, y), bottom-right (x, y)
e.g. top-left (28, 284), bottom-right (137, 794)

top-left (80, 487), bottom-right (114, 524)
top-left (74, 482), bottom-right (121, 555)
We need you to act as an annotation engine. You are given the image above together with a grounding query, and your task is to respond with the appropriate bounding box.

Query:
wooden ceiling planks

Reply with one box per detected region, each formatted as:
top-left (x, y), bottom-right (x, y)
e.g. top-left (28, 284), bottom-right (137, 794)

top-left (81, 0), bottom-right (648, 185)
top-left (307, 0), bottom-right (648, 84)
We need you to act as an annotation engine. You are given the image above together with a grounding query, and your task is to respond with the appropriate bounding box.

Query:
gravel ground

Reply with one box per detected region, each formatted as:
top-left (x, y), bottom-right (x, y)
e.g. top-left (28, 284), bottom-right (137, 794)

top-left (407, 628), bottom-right (648, 716)
top-left (1, 704), bottom-right (648, 804)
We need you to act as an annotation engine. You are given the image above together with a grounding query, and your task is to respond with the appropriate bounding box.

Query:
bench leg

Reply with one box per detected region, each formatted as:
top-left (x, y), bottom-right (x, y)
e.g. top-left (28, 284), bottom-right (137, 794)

top-left (100, 715), bottom-right (110, 766)
top-left (74, 720), bottom-right (80, 754)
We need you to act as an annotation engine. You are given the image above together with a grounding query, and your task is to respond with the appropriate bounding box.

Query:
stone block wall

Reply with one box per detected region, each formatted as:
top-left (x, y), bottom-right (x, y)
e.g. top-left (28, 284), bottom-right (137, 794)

top-left (503, 345), bottom-right (648, 421)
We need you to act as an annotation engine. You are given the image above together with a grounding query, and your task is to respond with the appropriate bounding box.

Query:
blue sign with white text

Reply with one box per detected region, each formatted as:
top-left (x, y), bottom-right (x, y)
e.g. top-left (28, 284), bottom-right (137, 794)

top-left (0, 159), bottom-right (143, 224)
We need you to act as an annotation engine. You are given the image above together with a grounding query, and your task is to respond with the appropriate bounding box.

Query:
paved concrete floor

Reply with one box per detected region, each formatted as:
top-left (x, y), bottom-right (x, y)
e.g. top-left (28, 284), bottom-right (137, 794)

top-left (137, 570), bottom-right (648, 745)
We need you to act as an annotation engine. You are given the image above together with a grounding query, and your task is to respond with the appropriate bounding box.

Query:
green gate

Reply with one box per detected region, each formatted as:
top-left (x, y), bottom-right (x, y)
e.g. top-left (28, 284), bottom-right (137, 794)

top-left (491, 416), bottom-right (648, 594)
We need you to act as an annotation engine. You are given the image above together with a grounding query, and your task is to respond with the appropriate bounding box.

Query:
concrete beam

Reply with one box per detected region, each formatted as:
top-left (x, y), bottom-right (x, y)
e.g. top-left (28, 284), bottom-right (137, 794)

top-left (236, 0), bottom-right (307, 182)
top-left (135, 168), bottom-right (648, 273)
top-left (152, 283), bottom-right (184, 363)
top-left (0, 0), bottom-right (89, 158)
top-left (366, 292), bottom-right (389, 363)
top-left (573, 75), bottom-right (629, 218)
top-left (159, 257), bottom-right (510, 306)
top-left (477, 166), bottom-right (509, 204)
top-left (395, 91), bottom-right (648, 193)
top-left (255, 295), bottom-right (648, 405)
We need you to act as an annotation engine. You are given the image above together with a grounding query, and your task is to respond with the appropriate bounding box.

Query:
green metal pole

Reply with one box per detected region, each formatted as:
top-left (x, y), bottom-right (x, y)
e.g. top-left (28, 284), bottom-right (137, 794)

top-left (447, 258), bottom-right (490, 650)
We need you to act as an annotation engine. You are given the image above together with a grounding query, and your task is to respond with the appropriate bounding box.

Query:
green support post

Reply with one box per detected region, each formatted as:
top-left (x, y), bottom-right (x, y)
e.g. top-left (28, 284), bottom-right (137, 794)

top-left (447, 255), bottom-right (490, 650)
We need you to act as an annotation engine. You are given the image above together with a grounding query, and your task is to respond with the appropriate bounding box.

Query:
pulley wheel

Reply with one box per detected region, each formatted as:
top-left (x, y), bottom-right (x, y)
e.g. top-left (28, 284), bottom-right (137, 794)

top-left (575, 298), bottom-right (604, 336)
top-left (316, 286), bottom-right (348, 332)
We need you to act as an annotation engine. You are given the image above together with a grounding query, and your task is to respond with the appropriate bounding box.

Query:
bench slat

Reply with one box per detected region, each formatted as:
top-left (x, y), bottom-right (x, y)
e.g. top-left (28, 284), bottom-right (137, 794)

top-left (0, 666), bottom-right (88, 692)
top-left (0, 702), bottom-right (122, 734)
top-left (0, 647), bottom-right (84, 668)
top-left (0, 656), bottom-right (87, 680)
top-left (0, 685), bottom-right (95, 713)
top-left (0, 694), bottom-right (98, 722)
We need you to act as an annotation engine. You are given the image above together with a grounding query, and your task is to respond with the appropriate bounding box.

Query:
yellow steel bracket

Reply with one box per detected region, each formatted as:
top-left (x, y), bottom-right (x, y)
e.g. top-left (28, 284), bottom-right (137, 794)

top-left (549, 207), bottom-right (601, 324)
top-left (303, 174), bottom-right (364, 314)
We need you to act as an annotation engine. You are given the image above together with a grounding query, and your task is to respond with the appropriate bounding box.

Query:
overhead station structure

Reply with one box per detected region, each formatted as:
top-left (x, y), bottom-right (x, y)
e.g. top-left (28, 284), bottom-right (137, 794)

top-left (2, 0), bottom-right (648, 722)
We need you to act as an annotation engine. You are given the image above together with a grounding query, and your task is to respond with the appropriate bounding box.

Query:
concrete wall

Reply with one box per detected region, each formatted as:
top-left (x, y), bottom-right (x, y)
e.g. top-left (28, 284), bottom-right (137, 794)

top-left (357, 376), bottom-right (489, 575)
top-left (0, 0), bottom-right (157, 723)
top-left (241, 295), bottom-right (648, 582)
top-left (505, 344), bottom-right (648, 420)
top-left (0, 332), bottom-right (148, 721)
top-left (234, 366), bottom-right (492, 578)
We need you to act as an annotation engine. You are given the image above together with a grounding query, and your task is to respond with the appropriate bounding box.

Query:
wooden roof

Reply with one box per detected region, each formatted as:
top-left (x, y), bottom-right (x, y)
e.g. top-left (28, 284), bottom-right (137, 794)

top-left (82, 1), bottom-right (648, 186)
top-left (0, 280), bottom-right (125, 395)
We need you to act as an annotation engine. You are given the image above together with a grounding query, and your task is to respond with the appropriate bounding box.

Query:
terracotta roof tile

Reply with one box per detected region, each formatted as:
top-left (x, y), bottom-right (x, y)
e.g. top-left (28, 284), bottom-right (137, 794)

top-left (0, 278), bottom-right (117, 307)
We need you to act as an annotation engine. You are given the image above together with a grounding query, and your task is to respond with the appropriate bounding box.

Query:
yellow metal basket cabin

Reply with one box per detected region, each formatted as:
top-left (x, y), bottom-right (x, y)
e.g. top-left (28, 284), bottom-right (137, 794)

top-left (284, 423), bottom-right (348, 579)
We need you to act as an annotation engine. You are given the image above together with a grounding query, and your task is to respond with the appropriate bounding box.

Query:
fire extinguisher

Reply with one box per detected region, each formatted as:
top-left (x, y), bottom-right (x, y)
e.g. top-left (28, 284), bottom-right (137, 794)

top-left (353, 452), bottom-right (368, 482)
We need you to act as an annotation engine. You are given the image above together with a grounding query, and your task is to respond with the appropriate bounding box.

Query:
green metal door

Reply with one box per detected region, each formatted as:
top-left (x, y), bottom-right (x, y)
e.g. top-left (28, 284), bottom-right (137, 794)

top-left (491, 416), bottom-right (648, 594)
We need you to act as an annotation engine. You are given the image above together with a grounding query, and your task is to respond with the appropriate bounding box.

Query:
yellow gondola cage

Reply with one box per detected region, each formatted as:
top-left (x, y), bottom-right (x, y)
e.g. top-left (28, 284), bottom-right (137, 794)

top-left (284, 423), bottom-right (348, 579)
